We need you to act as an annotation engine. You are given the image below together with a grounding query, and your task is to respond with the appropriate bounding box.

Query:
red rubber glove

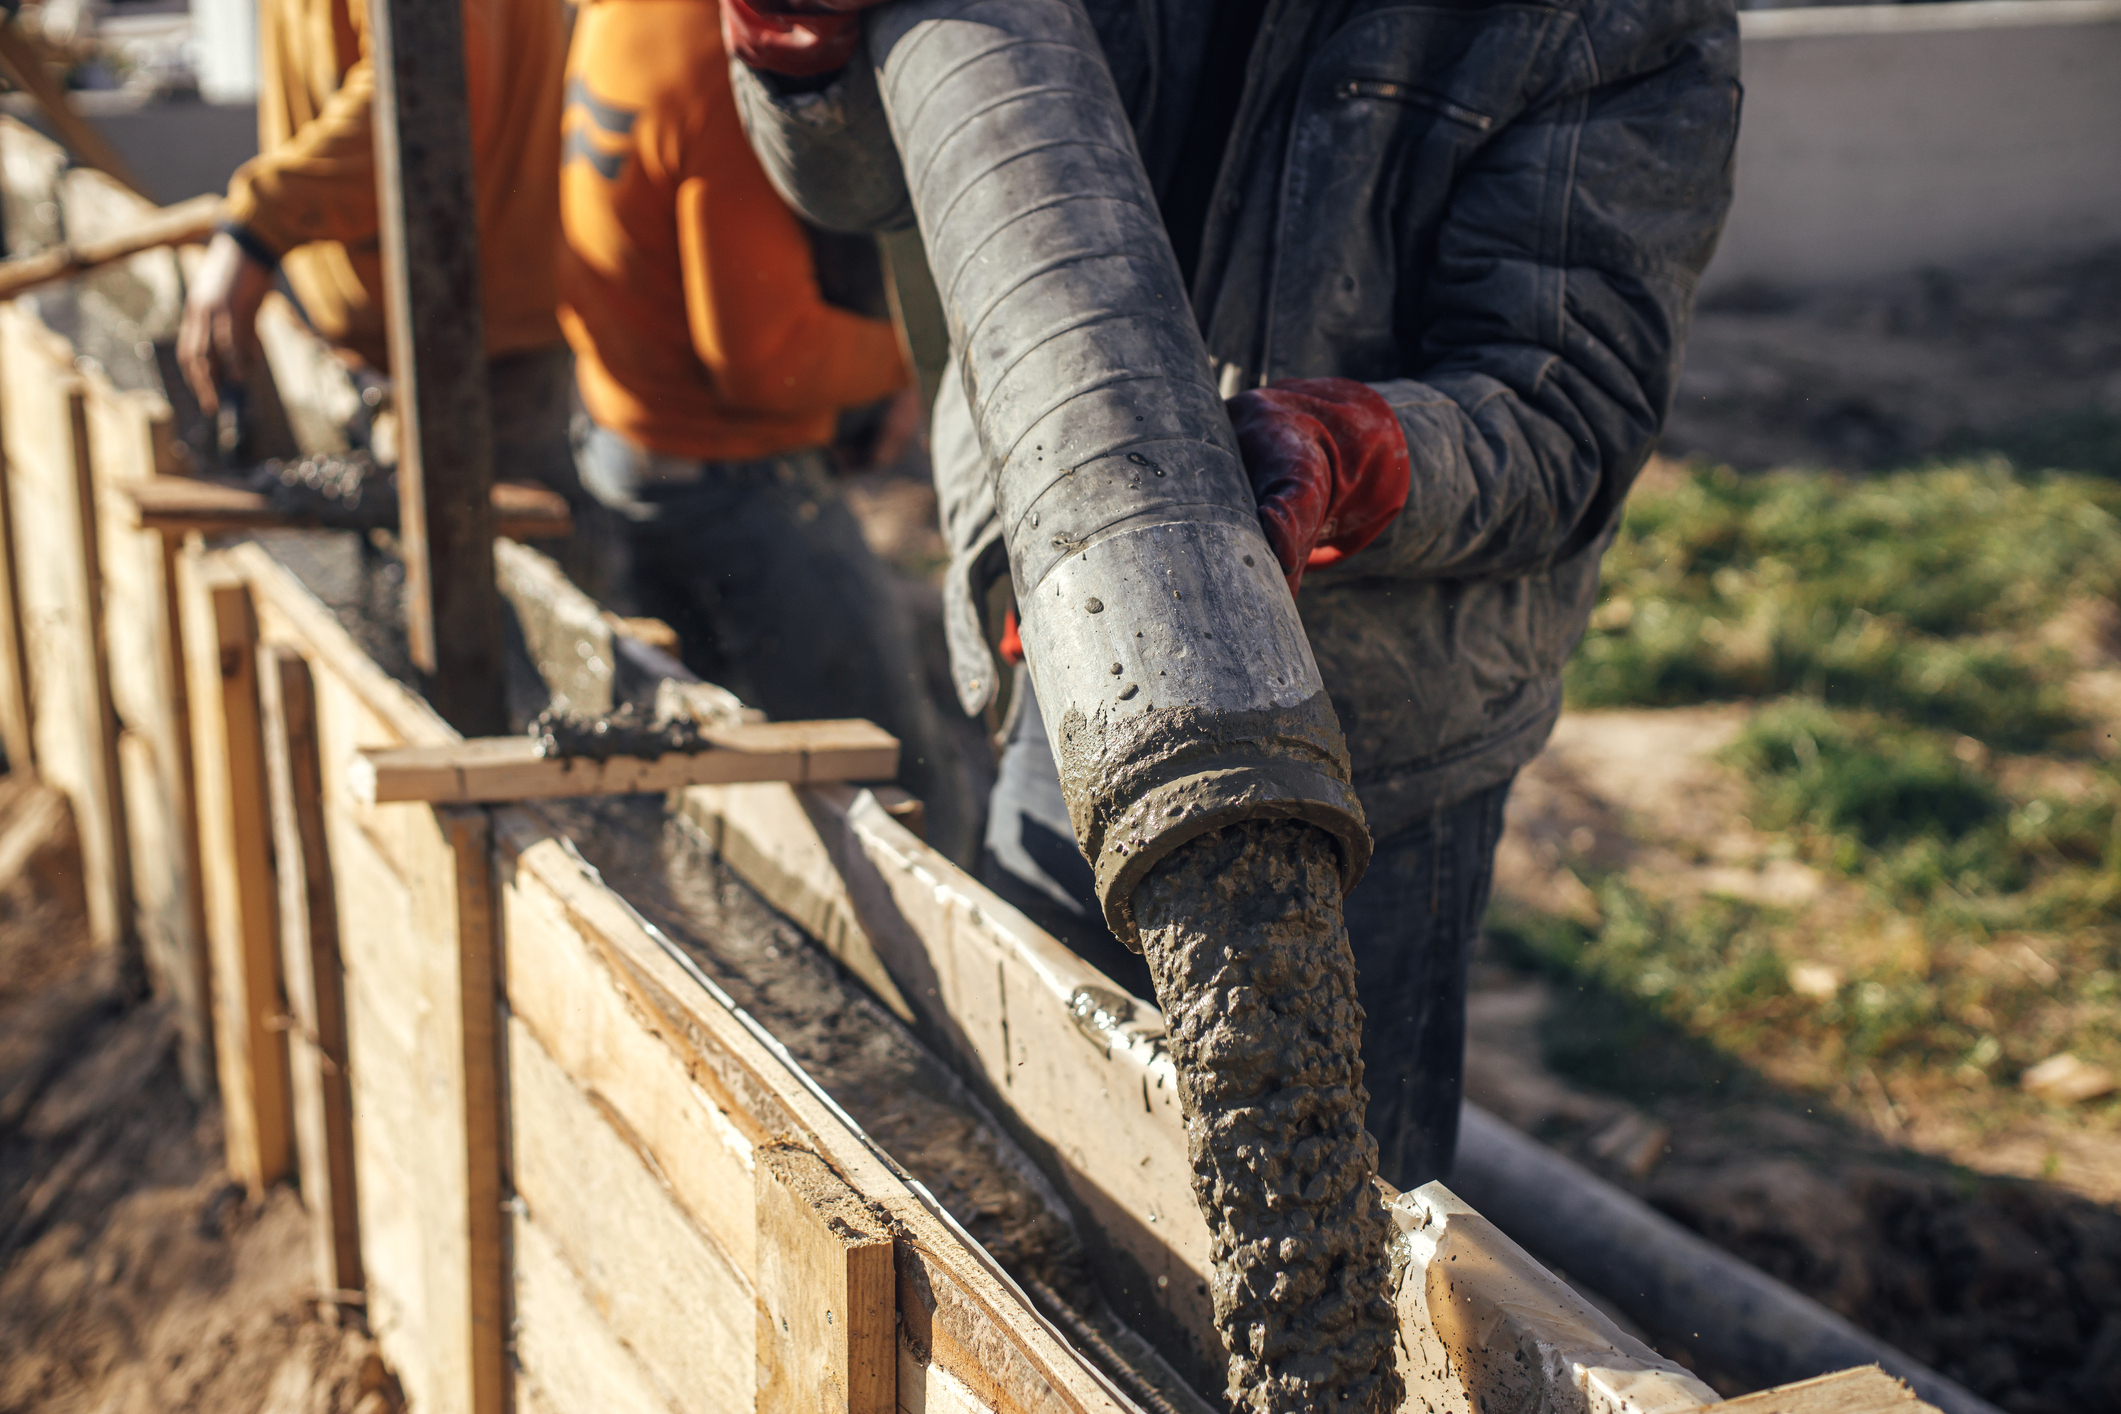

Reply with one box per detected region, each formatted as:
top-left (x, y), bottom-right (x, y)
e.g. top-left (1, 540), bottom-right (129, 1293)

top-left (1227, 377), bottom-right (1410, 595)
top-left (722, 0), bottom-right (875, 78)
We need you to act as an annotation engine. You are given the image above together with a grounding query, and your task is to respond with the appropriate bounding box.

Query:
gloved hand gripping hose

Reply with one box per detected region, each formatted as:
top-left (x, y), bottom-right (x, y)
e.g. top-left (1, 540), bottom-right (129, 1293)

top-left (863, 5), bottom-right (1400, 1409)
top-left (863, 0), bottom-right (1371, 947)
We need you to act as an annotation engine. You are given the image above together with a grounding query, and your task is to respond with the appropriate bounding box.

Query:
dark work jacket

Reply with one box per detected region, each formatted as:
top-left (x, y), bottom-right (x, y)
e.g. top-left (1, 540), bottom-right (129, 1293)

top-left (732, 0), bottom-right (1741, 839)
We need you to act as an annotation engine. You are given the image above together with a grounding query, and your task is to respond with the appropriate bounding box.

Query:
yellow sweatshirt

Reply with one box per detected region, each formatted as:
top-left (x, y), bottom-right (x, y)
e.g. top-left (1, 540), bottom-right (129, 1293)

top-left (224, 0), bottom-right (566, 369)
top-left (558, 0), bottom-right (907, 462)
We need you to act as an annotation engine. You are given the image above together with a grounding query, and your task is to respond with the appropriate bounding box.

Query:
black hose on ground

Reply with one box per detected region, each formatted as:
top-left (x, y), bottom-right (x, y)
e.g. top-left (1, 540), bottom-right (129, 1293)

top-left (1453, 1105), bottom-right (2007, 1414)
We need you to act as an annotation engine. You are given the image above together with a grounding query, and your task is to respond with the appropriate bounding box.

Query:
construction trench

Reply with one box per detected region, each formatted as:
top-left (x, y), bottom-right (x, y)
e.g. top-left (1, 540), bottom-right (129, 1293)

top-left (0, 96), bottom-right (2002, 1414)
top-left (8, 0), bottom-right (2101, 1395)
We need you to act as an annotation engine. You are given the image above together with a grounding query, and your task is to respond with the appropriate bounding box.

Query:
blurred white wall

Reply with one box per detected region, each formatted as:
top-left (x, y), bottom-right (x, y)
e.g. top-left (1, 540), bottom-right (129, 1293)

top-left (189, 0), bottom-right (258, 104)
top-left (1706, 0), bottom-right (2121, 295)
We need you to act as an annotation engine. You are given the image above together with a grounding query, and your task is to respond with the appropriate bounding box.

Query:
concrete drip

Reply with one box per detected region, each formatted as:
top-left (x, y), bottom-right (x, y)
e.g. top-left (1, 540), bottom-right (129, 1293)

top-left (1134, 820), bottom-right (1401, 1413)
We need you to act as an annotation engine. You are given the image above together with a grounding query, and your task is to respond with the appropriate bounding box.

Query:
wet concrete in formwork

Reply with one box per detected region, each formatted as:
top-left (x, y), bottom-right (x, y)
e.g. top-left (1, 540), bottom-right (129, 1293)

top-left (255, 533), bottom-right (1216, 1414)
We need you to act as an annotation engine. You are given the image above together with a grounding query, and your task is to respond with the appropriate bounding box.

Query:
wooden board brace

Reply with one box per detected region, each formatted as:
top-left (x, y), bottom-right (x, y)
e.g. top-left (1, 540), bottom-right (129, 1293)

top-left (755, 1142), bottom-right (896, 1414)
top-left (125, 477), bottom-right (571, 542)
top-left (1700, 1366), bottom-right (1928, 1414)
top-left (258, 648), bottom-right (363, 1300)
top-left (0, 193), bottom-right (221, 300)
top-left (349, 719), bottom-right (900, 805)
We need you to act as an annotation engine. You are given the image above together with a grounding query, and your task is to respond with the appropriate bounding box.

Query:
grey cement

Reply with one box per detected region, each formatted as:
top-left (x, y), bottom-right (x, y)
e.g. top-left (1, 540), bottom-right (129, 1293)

top-left (1134, 821), bottom-right (1401, 1413)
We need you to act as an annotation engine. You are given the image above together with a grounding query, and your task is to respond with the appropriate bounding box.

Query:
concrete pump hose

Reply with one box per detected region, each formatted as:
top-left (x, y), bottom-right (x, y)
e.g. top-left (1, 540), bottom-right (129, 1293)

top-left (864, 0), bottom-right (1372, 946)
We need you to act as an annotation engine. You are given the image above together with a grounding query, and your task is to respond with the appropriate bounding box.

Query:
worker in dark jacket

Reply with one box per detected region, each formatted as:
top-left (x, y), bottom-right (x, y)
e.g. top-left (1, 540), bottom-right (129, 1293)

top-left (725, 0), bottom-right (1740, 1188)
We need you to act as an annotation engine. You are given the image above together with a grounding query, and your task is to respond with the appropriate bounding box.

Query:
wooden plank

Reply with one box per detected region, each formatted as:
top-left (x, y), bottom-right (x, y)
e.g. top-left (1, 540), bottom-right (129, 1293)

top-left (126, 477), bottom-right (573, 542)
top-left (756, 1142), bottom-right (896, 1414)
top-left (436, 805), bottom-right (507, 1414)
top-left (508, 1011), bottom-right (753, 1414)
top-left (1706, 1367), bottom-right (1929, 1414)
top-left (2, 304), bottom-right (136, 958)
top-left (181, 566), bottom-right (293, 1193)
top-left (497, 826), bottom-right (760, 1279)
top-left (155, 533), bottom-right (213, 1094)
top-left (511, 1208), bottom-right (680, 1414)
top-left (501, 820), bottom-right (1132, 1414)
top-left (0, 193), bottom-right (220, 300)
top-left (370, 0), bottom-right (505, 728)
top-left (231, 541), bottom-right (454, 750)
top-left (1389, 1182), bottom-right (1719, 1414)
top-left (352, 721), bottom-right (900, 805)
top-left (0, 389), bottom-right (31, 772)
top-left (85, 368), bottom-right (212, 1090)
top-left (259, 648), bottom-right (362, 1296)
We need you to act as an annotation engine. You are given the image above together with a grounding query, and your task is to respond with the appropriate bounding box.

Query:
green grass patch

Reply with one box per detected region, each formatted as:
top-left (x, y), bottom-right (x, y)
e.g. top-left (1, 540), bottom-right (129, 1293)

top-left (1567, 460), bottom-right (2121, 746)
top-left (1528, 457), bottom-right (2121, 1114)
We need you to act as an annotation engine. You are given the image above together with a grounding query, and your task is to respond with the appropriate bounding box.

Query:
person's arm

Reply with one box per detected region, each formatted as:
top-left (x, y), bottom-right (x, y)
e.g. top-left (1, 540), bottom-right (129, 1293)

top-left (1320, 7), bottom-right (1740, 585)
top-left (677, 93), bottom-right (908, 416)
top-left (725, 45), bottom-right (912, 234)
top-left (221, 31), bottom-right (382, 258)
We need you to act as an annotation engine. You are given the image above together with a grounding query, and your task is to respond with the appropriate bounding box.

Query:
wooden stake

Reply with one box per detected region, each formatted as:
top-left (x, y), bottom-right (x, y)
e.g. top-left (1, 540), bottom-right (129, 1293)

top-left (368, 0), bottom-right (505, 735)
top-left (756, 1142), bottom-right (896, 1414)
top-left (434, 805), bottom-right (509, 1414)
top-left (349, 720), bottom-right (900, 806)
top-left (185, 571), bottom-right (293, 1194)
top-left (0, 193), bottom-right (221, 301)
top-left (258, 649), bottom-right (362, 1298)
top-left (126, 477), bottom-right (571, 542)
top-left (0, 397), bottom-right (33, 774)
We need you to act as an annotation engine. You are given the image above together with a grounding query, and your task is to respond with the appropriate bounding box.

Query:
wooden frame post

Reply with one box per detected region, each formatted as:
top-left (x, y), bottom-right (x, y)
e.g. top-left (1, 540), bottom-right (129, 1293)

top-left (756, 1142), bottom-right (897, 1414)
top-left (0, 401), bottom-right (32, 775)
top-left (183, 565), bottom-right (293, 1194)
top-left (431, 805), bottom-right (508, 1414)
top-left (368, 0), bottom-right (506, 735)
top-left (259, 648), bottom-right (363, 1299)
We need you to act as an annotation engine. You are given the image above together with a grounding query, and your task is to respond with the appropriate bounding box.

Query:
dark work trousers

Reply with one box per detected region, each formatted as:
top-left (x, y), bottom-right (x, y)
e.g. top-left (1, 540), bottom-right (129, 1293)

top-left (983, 670), bottom-right (1513, 1189)
top-left (487, 347), bottom-right (618, 602)
top-left (573, 422), bottom-right (952, 823)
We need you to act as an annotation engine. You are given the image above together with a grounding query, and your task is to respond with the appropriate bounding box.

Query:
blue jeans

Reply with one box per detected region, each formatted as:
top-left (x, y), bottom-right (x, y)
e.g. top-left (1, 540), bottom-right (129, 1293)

top-left (982, 671), bottom-right (1511, 1188)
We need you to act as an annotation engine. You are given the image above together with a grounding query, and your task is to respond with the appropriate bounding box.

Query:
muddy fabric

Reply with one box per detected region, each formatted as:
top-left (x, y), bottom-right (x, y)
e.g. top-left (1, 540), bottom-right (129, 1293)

top-left (988, 676), bottom-right (1514, 1185)
top-left (1340, 776), bottom-right (1513, 1189)
top-left (1136, 822), bottom-right (1402, 1413)
top-left (731, 0), bottom-right (1740, 837)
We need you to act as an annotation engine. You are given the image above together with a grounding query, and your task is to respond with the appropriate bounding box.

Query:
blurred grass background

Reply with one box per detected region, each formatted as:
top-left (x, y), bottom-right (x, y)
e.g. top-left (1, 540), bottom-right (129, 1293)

top-left (1500, 426), bottom-right (2121, 1139)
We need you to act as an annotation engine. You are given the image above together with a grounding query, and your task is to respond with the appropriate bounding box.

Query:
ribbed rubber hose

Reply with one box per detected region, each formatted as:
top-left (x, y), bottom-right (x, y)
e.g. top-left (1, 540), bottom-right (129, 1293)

top-left (865, 0), bottom-right (1371, 945)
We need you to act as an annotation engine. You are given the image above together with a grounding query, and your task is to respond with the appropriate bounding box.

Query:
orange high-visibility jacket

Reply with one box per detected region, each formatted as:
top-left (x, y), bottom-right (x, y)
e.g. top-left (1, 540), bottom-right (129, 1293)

top-left (558, 0), bottom-right (906, 462)
top-left (223, 0), bottom-right (566, 369)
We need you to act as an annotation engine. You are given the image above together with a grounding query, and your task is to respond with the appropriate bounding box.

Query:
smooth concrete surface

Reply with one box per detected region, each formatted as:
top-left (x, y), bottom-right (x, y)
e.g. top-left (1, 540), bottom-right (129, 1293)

top-left (1706, 1), bottom-right (2121, 296)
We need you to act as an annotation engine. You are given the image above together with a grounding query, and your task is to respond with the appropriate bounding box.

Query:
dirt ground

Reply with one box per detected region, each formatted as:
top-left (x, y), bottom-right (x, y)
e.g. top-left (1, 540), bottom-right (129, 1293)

top-left (0, 784), bottom-right (394, 1414)
top-left (1464, 245), bottom-right (2121, 1414)
top-left (1476, 707), bottom-right (2121, 1413)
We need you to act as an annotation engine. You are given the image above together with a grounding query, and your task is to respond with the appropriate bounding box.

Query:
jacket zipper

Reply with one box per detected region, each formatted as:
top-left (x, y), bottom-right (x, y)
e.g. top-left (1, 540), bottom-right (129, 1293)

top-left (1334, 78), bottom-right (1494, 131)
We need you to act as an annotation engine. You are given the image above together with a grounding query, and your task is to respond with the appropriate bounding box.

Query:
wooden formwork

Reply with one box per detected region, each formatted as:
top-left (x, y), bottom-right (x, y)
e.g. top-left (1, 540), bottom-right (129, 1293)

top-left (0, 117), bottom-right (1943, 1414)
top-left (0, 144), bottom-right (210, 1083)
top-left (183, 540), bottom-right (1147, 1414)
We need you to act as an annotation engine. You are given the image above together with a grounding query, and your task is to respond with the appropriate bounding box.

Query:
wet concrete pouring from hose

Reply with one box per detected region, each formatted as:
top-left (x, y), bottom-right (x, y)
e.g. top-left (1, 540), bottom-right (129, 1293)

top-left (1134, 820), bottom-right (1403, 1413)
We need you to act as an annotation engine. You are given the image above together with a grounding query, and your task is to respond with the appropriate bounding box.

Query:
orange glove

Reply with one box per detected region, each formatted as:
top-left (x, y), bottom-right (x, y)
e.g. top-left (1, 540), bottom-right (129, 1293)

top-left (1228, 377), bottom-right (1410, 595)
